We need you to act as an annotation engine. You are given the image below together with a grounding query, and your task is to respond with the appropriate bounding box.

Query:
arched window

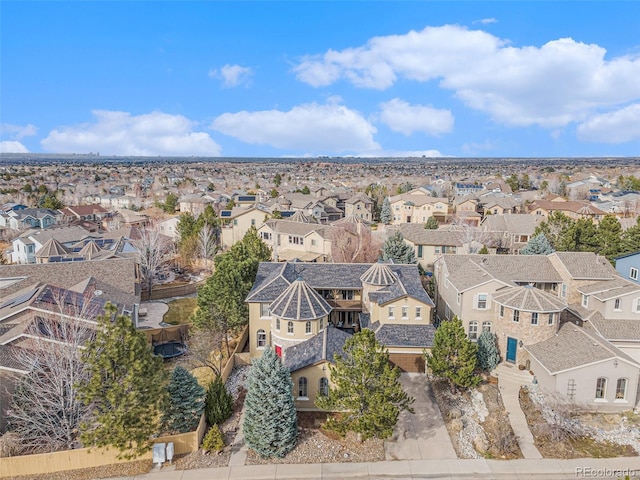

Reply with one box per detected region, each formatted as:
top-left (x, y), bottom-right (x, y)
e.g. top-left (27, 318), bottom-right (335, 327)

top-left (287, 321), bottom-right (294, 334)
top-left (298, 377), bottom-right (308, 398)
top-left (616, 378), bottom-right (627, 400)
top-left (319, 377), bottom-right (329, 397)
top-left (305, 321), bottom-right (312, 334)
top-left (595, 377), bottom-right (607, 399)
top-left (468, 321), bottom-right (478, 341)
top-left (257, 329), bottom-right (266, 348)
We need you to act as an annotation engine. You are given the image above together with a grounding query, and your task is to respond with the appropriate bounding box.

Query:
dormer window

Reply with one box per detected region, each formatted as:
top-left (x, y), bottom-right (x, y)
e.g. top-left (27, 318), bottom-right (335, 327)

top-left (582, 294), bottom-right (589, 308)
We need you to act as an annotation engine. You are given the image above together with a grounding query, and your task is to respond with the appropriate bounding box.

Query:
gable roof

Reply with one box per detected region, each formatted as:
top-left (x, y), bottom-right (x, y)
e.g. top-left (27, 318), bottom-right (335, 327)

top-left (398, 224), bottom-right (463, 247)
top-left (551, 252), bottom-right (616, 280)
top-left (526, 323), bottom-right (640, 375)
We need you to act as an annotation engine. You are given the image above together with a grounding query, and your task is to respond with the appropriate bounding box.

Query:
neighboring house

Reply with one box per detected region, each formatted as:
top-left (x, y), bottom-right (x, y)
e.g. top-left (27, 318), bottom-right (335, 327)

top-left (258, 218), bottom-right (333, 262)
top-left (398, 224), bottom-right (464, 269)
top-left (220, 205), bottom-right (270, 249)
top-left (454, 183), bottom-right (484, 197)
top-left (480, 214), bottom-right (545, 254)
top-left (478, 195), bottom-right (519, 216)
top-left (245, 262), bottom-right (435, 408)
top-left (10, 225), bottom-right (96, 264)
top-left (58, 204), bottom-right (108, 223)
top-left (388, 192), bottom-right (449, 225)
top-left (434, 252), bottom-right (640, 411)
top-left (0, 208), bottom-right (59, 231)
top-left (153, 216), bottom-right (181, 242)
top-left (528, 200), bottom-right (606, 222)
top-left (179, 194), bottom-right (214, 216)
top-left (614, 251), bottom-right (640, 284)
top-left (343, 193), bottom-right (373, 222)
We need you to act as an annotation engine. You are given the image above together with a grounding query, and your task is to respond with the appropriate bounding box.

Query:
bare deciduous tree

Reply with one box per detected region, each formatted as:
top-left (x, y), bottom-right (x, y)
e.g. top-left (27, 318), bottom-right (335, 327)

top-left (186, 324), bottom-right (226, 377)
top-left (133, 228), bottom-right (173, 295)
top-left (5, 287), bottom-right (102, 454)
top-left (197, 222), bottom-right (218, 269)
top-left (330, 223), bottom-right (381, 263)
top-left (449, 222), bottom-right (490, 254)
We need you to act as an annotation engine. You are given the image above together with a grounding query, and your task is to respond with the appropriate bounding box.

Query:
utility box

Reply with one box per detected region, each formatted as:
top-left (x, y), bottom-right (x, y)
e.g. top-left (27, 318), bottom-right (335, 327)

top-left (166, 442), bottom-right (174, 464)
top-left (152, 443), bottom-right (166, 467)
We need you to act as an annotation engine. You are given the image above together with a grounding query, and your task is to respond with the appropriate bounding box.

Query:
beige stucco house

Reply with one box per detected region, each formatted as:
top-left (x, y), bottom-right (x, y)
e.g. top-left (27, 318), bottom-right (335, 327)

top-left (388, 191), bottom-right (449, 225)
top-left (220, 206), bottom-right (270, 249)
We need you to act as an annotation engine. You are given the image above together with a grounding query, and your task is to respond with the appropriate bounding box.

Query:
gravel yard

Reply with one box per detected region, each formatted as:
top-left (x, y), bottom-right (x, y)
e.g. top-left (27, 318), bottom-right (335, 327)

top-left (245, 412), bottom-right (385, 465)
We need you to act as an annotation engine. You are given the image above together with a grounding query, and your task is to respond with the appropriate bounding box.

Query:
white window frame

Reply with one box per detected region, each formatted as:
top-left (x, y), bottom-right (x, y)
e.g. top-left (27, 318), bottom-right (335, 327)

top-left (415, 306), bottom-right (422, 320)
top-left (388, 306), bottom-right (395, 319)
top-left (582, 294), bottom-right (589, 308)
top-left (635, 298), bottom-right (640, 313)
top-left (482, 321), bottom-right (492, 332)
top-left (275, 318), bottom-right (280, 331)
top-left (402, 306), bottom-right (408, 319)
top-left (305, 321), bottom-right (312, 335)
top-left (499, 305), bottom-right (504, 318)
top-left (257, 329), bottom-right (267, 349)
top-left (631, 267), bottom-right (638, 281)
top-left (595, 377), bottom-right (607, 401)
top-left (260, 303), bottom-right (271, 318)
top-left (513, 310), bottom-right (520, 323)
top-left (548, 313), bottom-right (555, 325)
top-left (561, 283), bottom-right (567, 298)
top-left (476, 293), bottom-right (488, 310)
top-left (287, 321), bottom-right (294, 335)
top-left (615, 378), bottom-right (627, 401)
top-left (468, 321), bottom-right (479, 341)
top-left (614, 298), bottom-right (621, 311)
top-left (319, 377), bottom-right (329, 397)
top-left (531, 312), bottom-right (539, 326)
top-left (298, 377), bottom-right (308, 399)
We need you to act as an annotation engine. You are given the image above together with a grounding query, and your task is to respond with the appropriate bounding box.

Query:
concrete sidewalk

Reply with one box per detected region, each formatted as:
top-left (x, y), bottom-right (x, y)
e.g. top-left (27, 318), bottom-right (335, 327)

top-left (110, 457), bottom-right (640, 479)
top-left (495, 364), bottom-right (542, 459)
top-left (384, 373), bottom-right (457, 460)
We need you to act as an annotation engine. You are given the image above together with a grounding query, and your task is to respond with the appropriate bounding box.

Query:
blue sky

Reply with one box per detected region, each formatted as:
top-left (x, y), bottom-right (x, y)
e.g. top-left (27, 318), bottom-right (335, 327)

top-left (1, 1), bottom-right (639, 158)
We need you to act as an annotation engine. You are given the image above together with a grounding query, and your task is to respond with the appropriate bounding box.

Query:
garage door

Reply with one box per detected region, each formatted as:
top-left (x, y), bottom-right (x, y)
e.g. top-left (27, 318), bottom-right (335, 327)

top-left (389, 353), bottom-right (425, 373)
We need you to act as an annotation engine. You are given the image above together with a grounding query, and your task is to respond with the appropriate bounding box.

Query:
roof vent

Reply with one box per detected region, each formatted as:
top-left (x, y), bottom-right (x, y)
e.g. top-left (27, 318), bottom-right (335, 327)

top-left (94, 290), bottom-right (103, 296)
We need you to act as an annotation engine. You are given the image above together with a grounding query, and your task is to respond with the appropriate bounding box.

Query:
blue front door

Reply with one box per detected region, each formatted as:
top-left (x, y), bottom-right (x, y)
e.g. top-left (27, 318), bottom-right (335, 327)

top-left (506, 337), bottom-right (517, 363)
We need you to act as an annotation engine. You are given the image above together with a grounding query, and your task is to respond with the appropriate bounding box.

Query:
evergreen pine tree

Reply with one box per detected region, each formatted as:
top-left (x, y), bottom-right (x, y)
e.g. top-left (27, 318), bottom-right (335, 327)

top-left (243, 348), bottom-right (297, 458)
top-left (476, 329), bottom-right (500, 371)
top-left (380, 197), bottom-right (392, 225)
top-left (162, 366), bottom-right (205, 434)
top-left (424, 216), bottom-right (439, 229)
top-left (595, 214), bottom-right (623, 260)
top-left (78, 305), bottom-right (167, 459)
top-left (382, 230), bottom-right (417, 264)
top-left (205, 376), bottom-right (233, 426)
top-left (316, 330), bottom-right (414, 440)
top-left (425, 316), bottom-right (480, 393)
top-left (478, 245), bottom-right (489, 254)
top-left (201, 424), bottom-right (225, 452)
top-left (520, 233), bottom-right (554, 255)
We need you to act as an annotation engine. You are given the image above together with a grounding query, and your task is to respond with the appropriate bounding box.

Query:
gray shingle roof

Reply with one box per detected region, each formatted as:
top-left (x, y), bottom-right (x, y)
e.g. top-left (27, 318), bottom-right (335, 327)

top-left (526, 323), bottom-right (639, 374)
top-left (577, 278), bottom-right (640, 300)
top-left (269, 278), bottom-right (332, 321)
top-left (588, 317), bottom-right (640, 342)
top-left (373, 324), bottom-right (435, 348)
top-left (398, 224), bottom-right (463, 247)
top-left (283, 326), bottom-right (352, 372)
top-left (441, 255), bottom-right (562, 292)
top-left (552, 252), bottom-right (616, 280)
top-left (492, 285), bottom-right (566, 312)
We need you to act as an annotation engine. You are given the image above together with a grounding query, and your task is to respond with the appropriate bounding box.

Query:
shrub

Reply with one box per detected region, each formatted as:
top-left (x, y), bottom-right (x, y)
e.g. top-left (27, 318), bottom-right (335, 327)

top-left (205, 376), bottom-right (233, 427)
top-left (201, 424), bottom-right (225, 452)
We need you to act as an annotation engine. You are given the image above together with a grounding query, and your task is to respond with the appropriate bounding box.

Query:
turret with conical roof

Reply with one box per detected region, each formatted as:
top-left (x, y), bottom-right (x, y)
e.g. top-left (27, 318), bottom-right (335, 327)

top-left (269, 277), bottom-right (332, 321)
top-left (360, 261), bottom-right (397, 287)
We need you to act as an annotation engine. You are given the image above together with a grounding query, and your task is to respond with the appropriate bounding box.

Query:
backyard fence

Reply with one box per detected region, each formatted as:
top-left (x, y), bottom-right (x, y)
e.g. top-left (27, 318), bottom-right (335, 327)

top-left (141, 279), bottom-right (206, 301)
top-left (0, 415), bottom-right (207, 478)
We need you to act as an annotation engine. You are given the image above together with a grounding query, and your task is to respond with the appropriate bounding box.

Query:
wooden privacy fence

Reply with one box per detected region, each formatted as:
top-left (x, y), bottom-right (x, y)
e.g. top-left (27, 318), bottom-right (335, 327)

top-left (221, 326), bottom-right (249, 383)
top-left (141, 279), bottom-right (206, 301)
top-left (0, 414), bottom-right (207, 478)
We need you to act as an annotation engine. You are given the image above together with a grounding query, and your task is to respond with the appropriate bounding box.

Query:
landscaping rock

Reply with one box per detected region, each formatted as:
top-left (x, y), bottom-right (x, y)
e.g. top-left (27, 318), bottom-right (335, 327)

top-left (473, 433), bottom-right (488, 454)
top-left (451, 418), bottom-right (464, 432)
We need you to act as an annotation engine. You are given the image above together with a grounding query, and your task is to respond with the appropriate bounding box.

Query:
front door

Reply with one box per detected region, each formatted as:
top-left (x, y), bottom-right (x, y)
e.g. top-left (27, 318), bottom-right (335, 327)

top-left (506, 337), bottom-right (517, 363)
top-left (275, 345), bottom-right (282, 358)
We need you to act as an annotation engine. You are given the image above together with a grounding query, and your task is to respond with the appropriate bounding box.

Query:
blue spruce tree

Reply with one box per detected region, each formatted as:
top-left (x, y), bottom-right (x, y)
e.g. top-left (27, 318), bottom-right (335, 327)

top-left (520, 233), bottom-right (554, 255)
top-left (380, 197), bottom-right (392, 225)
top-left (382, 230), bottom-right (417, 264)
top-left (476, 329), bottom-right (500, 372)
top-left (243, 348), bottom-right (297, 458)
top-left (162, 366), bottom-right (205, 434)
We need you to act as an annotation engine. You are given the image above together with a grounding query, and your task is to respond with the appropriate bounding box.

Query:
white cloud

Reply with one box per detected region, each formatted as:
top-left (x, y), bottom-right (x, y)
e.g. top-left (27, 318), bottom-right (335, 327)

top-left (41, 110), bottom-right (222, 156)
top-left (473, 18), bottom-right (497, 25)
top-left (0, 123), bottom-right (37, 140)
top-left (209, 64), bottom-right (253, 88)
top-left (378, 98), bottom-right (453, 136)
top-left (577, 104), bottom-right (640, 143)
top-left (211, 102), bottom-right (379, 153)
top-left (0, 141), bottom-right (29, 153)
top-left (294, 25), bottom-right (640, 128)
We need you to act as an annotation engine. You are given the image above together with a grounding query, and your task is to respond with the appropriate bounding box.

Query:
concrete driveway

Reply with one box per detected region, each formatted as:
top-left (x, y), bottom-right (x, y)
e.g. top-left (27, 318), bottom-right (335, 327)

top-left (384, 373), bottom-right (457, 460)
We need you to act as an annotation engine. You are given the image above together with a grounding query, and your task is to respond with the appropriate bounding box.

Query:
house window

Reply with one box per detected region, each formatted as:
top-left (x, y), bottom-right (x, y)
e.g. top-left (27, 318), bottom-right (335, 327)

top-left (614, 298), bottom-right (621, 311)
top-left (305, 321), bottom-right (312, 334)
top-left (319, 377), bottom-right (329, 397)
top-left (482, 321), bottom-right (492, 332)
top-left (548, 313), bottom-right (555, 325)
top-left (635, 298), bottom-right (640, 313)
top-left (616, 378), bottom-right (627, 400)
top-left (251, 219), bottom-right (256, 226)
top-left (287, 321), bottom-right (294, 334)
top-left (276, 318), bottom-right (280, 331)
top-left (561, 284), bottom-right (567, 298)
top-left (531, 312), bottom-right (539, 325)
top-left (402, 306), bottom-right (408, 319)
top-left (311, 239), bottom-right (317, 246)
top-left (477, 294), bottom-right (487, 309)
top-left (417, 245), bottom-right (423, 258)
top-left (444, 303), bottom-right (451, 320)
top-left (257, 329), bottom-right (266, 348)
top-left (260, 304), bottom-right (271, 318)
top-left (595, 377), bottom-right (607, 400)
top-left (435, 247), bottom-right (441, 254)
top-left (388, 306), bottom-right (395, 319)
top-left (499, 305), bottom-right (504, 318)
top-left (298, 377), bottom-right (308, 398)
top-left (457, 292), bottom-right (461, 305)
top-left (415, 307), bottom-right (422, 319)
top-left (319, 317), bottom-right (324, 331)
top-left (582, 295), bottom-right (589, 308)
top-left (468, 321), bottom-right (478, 341)
top-left (233, 219), bottom-right (238, 226)
top-left (513, 310), bottom-right (520, 323)
top-left (288, 236), bottom-right (303, 245)
top-left (631, 268), bottom-right (638, 281)
top-left (341, 290), bottom-right (354, 300)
